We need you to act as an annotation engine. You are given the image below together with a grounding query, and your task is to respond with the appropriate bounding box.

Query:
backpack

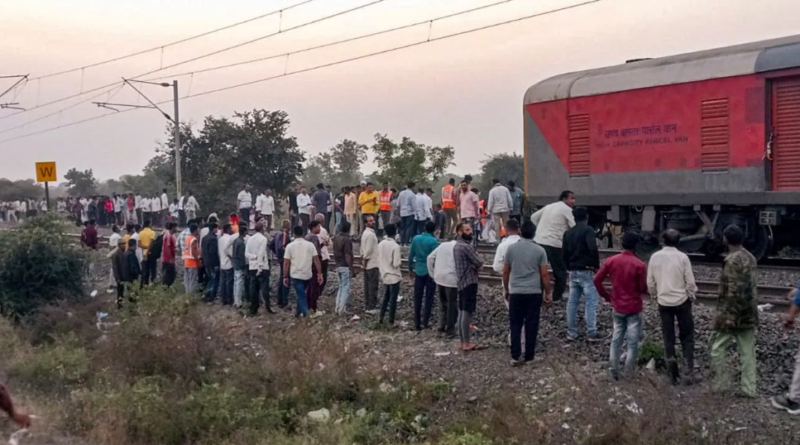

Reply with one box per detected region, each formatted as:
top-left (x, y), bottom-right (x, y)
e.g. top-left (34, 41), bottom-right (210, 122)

top-left (148, 233), bottom-right (164, 260)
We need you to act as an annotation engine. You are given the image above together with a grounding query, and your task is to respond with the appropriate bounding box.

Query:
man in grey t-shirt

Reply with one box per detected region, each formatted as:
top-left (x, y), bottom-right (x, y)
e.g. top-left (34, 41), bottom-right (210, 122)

top-left (502, 220), bottom-right (552, 366)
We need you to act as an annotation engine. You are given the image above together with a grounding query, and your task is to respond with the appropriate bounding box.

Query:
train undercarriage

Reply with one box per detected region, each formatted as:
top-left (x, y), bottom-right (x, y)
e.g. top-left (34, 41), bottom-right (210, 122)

top-left (589, 204), bottom-right (800, 261)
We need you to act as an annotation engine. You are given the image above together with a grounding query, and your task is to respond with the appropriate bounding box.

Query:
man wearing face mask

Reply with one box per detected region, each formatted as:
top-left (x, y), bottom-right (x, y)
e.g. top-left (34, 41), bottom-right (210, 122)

top-left (453, 221), bottom-right (484, 351)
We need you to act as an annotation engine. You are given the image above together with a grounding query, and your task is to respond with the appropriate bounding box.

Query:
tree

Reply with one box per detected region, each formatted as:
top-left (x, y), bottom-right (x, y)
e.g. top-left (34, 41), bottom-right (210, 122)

top-left (63, 168), bottom-right (98, 197)
top-left (155, 109), bottom-right (305, 214)
top-left (0, 179), bottom-right (44, 201)
top-left (477, 153), bottom-right (525, 195)
top-left (302, 153), bottom-right (334, 188)
top-left (302, 140), bottom-right (368, 189)
top-left (370, 134), bottom-right (455, 188)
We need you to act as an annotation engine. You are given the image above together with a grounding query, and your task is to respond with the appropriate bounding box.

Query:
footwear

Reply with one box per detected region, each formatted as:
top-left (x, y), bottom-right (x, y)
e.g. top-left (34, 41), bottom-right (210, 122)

top-left (566, 335), bottom-right (579, 342)
top-left (266, 308), bottom-right (276, 314)
top-left (587, 332), bottom-right (610, 342)
top-left (771, 395), bottom-right (800, 414)
top-left (462, 343), bottom-right (479, 351)
top-left (365, 309), bottom-right (379, 315)
top-left (510, 358), bottom-right (525, 367)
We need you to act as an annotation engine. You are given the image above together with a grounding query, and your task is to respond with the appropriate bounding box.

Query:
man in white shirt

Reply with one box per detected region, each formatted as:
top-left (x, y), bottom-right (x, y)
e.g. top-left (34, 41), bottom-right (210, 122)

top-left (647, 229), bottom-right (698, 385)
top-left (141, 197), bottom-right (151, 226)
top-left (530, 190), bottom-right (576, 301)
top-left (487, 179), bottom-right (514, 239)
top-left (255, 188), bottom-right (276, 231)
top-left (150, 195), bottom-right (162, 227)
top-left (185, 192), bottom-right (199, 221)
top-left (283, 225), bottom-right (323, 318)
top-left (218, 224), bottom-right (235, 307)
top-left (160, 189), bottom-right (170, 227)
top-left (492, 219), bottom-right (522, 345)
top-left (377, 223), bottom-right (402, 325)
top-left (360, 215), bottom-right (380, 314)
top-left (296, 187), bottom-right (312, 232)
top-left (113, 193), bottom-right (123, 225)
top-left (237, 186), bottom-right (253, 226)
top-left (314, 213), bottom-right (332, 294)
top-left (428, 239), bottom-right (458, 336)
top-left (245, 221), bottom-right (274, 315)
top-left (169, 200), bottom-right (179, 221)
top-left (134, 192), bottom-right (143, 225)
top-left (413, 187), bottom-right (429, 236)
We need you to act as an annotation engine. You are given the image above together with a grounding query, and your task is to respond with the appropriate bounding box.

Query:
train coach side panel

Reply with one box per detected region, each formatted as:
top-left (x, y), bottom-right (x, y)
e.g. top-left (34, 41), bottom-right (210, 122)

top-left (525, 74), bottom-right (766, 206)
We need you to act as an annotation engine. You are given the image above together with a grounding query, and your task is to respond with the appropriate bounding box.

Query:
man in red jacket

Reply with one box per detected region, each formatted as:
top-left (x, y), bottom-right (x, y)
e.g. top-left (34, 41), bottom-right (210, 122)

top-left (594, 232), bottom-right (648, 380)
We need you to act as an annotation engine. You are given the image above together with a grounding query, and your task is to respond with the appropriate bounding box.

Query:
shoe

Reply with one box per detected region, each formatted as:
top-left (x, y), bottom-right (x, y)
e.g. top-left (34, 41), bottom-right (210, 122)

top-left (771, 395), bottom-right (800, 414)
top-left (587, 332), bottom-right (610, 342)
top-left (566, 335), bottom-right (579, 342)
top-left (510, 358), bottom-right (525, 367)
top-left (365, 309), bottom-right (379, 315)
top-left (266, 308), bottom-right (277, 314)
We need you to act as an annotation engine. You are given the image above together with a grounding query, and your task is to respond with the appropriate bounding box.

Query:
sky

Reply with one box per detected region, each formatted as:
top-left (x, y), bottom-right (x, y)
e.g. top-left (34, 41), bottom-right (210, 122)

top-left (1, 0), bottom-right (798, 182)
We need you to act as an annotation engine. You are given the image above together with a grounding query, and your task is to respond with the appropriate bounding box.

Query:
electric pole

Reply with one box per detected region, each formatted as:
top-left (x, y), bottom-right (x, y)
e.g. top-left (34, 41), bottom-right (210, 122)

top-left (173, 80), bottom-right (181, 198)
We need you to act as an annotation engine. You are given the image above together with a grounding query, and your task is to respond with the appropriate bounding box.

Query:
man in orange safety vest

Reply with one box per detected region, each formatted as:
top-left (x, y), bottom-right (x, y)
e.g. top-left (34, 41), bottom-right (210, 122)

top-left (441, 178), bottom-right (457, 239)
top-left (379, 182), bottom-right (393, 236)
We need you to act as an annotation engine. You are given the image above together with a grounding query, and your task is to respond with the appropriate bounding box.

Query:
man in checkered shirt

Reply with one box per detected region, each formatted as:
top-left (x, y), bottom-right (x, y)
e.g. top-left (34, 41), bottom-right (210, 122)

top-left (453, 221), bottom-right (484, 351)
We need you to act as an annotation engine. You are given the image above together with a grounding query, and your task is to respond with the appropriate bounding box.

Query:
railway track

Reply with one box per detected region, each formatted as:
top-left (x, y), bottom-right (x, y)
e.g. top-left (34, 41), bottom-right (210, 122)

top-left (53, 232), bottom-right (798, 306)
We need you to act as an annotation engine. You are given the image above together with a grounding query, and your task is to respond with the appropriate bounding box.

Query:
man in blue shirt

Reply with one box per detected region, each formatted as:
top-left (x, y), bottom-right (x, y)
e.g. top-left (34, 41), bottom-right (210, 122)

top-left (408, 221), bottom-right (440, 330)
top-left (772, 281), bottom-right (800, 413)
top-left (398, 182), bottom-right (417, 246)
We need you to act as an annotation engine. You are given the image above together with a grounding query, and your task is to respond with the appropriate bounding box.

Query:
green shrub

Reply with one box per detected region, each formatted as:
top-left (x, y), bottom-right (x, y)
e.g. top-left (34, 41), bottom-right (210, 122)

top-left (0, 214), bottom-right (86, 318)
top-left (9, 332), bottom-right (91, 393)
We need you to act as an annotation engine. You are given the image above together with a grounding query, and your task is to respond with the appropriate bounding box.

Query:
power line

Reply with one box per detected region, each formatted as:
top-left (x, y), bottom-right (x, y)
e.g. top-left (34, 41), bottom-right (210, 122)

top-left (27, 0), bottom-right (318, 82)
top-left (146, 0), bottom-right (518, 82)
top-left (0, 0), bottom-right (386, 123)
top-left (0, 0), bottom-right (600, 146)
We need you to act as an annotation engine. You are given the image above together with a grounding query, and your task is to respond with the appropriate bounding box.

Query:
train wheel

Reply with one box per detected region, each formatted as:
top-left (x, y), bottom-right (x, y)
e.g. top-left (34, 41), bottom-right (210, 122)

top-left (745, 224), bottom-right (772, 262)
top-left (635, 233), bottom-right (660, 261)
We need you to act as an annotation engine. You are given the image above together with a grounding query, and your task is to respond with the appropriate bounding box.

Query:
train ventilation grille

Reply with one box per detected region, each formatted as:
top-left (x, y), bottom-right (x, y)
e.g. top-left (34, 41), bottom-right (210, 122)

top-left (568, 114), bottom-right (590, 177)
top-left (700, 98), bottom-right (730, 173)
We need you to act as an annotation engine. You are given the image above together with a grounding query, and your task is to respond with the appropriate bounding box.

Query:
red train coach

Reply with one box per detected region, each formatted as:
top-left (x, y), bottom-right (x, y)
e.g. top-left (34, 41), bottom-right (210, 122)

top-left (524, 34), bottom-right (800, 260)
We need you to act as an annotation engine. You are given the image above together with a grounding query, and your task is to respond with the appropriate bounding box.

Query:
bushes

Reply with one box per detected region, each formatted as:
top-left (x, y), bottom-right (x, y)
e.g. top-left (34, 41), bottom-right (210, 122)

top-left (0, 214), bottom-right (86, 318)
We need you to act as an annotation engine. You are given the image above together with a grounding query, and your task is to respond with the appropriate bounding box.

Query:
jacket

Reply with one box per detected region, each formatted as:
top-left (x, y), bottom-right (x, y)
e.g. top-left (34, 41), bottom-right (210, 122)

top-left (111, 249), bottom-right (128, 283)
top-left (201, 232), bottom-right (220, 269)
top-left (715, 249), bottom-right (759, 331)
top-left (125, 250), bottom-right (141, 282)
top-left (232, 235), bottom-right (248, 271)
top-left (562, 222), bottom-right (599, 271)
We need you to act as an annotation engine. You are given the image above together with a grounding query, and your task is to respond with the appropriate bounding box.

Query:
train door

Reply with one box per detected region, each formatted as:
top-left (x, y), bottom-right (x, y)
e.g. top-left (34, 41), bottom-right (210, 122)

top-left (771, 76), bottom-right (800, 190)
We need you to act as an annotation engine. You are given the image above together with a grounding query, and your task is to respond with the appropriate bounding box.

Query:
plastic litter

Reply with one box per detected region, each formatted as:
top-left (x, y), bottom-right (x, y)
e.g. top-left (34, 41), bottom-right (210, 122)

top-left (757, 304), bottom-right (773, 312)
top-left (8, 428), bottom-right (28, 445)
top-left (349, 315), bottom-right (361, 322)
top-left (434, 352), bottom-right (451, 357)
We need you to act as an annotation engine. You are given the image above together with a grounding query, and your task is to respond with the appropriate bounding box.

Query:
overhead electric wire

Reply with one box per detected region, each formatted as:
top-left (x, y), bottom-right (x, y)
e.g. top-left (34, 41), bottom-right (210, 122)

top-left (0, 0), bottom-right (600, 146)
top-left (145, 0), bottom-right (517, 82)
top-left (26, 0), bottom-right (318, 82)
top-left (0, 0), bottom-right (386, 123)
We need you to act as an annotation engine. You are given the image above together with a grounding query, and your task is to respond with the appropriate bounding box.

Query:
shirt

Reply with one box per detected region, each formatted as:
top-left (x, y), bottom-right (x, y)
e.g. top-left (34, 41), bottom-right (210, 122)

top-left (377, 238), bottom-right (402, 285)
top-left (531, 201), bottom-right (576, 248)
top-left (238, 191), bottom-right (252, 209)
top-left (185, 196), bottom-right (199, 212)
top-left (201, 232), bottom-right (220, 269)
top-left (108, 232), bottom-right (122, 250)
top-left (715, 249), bottom-right (759, 331)
top-left (593, 251), bottom-right (647, 314)
top-left (218, 233), bottom-right (234, 270)
top-left (297, 193), bottom-right (312, 215)
top-left (317, 227), bottom-right (332, 261)
top-left (169, 203), bottom-right (178, 217)
top-left (562, 222), bottom-right (600, 271)
top-left (509, 187), bottom-right (523, 215)
top-left (232, 235), bottom-right (248, 271)
top-left (504, 239), bottom-right (549, 294)
top-left (177, 228), bottom-right (190, 260)
top-left (161, 193), bottom-right (169, 209)
top-left (150, 198), bottom-right (161, 212)
top-left (344, 193), bottom-right (357, 215)
top-left (245, 232), bottom-right (268, 272)
top-left (284, 238), bottom-right (318, 280)
top-left (492, 235), bottom-right (521, 274)
top-left (82, 226), bottom-right (98, 250)
top-left (487, 184), bottom-right (513, 214)
top-left (360, 227), bottom-right (379, 270)
top-left (256, 194), bottom-right (275, 215)
top-left (162, 231), bottom-right (177, 264)
top-left (647, 246), bottom-right (698, 306)
top-left (453, 238), bottom-right (482, 290)
top-left (398, 188), bottom-right (416, 217)
top-left (427, 241), bottom-right (458, 288)
top-left (333, 233), bottom-right (354, 268)
top-left (312, 190), bottom-right (331, 215)
top-left (113, 197), bottom-right (123, 212)
top-left (408, 232), bottom-right (439, 276)
top-left (358, 190), bottom-right (380, 214)
top-left (458, 191), bottom-right (480, 219)
top-left (138, 227), bottom-right (156, 257)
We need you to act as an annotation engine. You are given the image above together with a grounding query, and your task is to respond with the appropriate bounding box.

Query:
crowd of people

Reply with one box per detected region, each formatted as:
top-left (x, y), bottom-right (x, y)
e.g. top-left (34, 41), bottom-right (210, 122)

top-left (10, 176), bottom-right (797, 417)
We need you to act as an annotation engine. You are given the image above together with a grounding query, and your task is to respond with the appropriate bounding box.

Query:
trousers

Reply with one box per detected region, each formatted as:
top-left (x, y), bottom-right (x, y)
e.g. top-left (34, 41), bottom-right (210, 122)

top-left (401, 215), bottom-right (416, 246)
top-left (183, 266), bottom-right (199, 294)
top-left (248, 269), bottom-right (270, 314)
top-left (233, 269), bottom-right (246, 307)
top-left (566, 270), bottom-right (599, 338)
top-left (162, 262), bottom-right (176, 287)
top-left (443, 208), bottom-right (457, 237)
top-left (379, 282), bottom-right (400, 324)
top-left (658, 299), bottom-right (695, 382)
top-left (609, 311), bottom-right (641, 377)
top-left (710, 328), bottom-right (757, 397)
top-left (363, 268), bottom-right (379, 310)
top-left (413, 274), bottom-right (435, 330)
top-left (543, 245), bottom-right (566, 301)
top-left (509, 293), bottom-right (543, 361)
top-left (438, 285), bottom-right (459, 335)
top-left (219, 268), bottom-right (234, 306)
top-left (335, 267), bottom-right (351, 314)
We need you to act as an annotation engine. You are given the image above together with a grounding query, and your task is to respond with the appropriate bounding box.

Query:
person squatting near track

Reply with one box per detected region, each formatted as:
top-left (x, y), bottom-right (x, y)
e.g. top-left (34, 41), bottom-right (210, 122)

top-left (502, 220), bottom-right (551, 366)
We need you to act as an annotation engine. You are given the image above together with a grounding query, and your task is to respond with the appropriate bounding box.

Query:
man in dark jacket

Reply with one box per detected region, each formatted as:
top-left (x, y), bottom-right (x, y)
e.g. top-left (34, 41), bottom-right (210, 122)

top-left (125, 238), bottom-right (141, 291)
top-left (201, 222), bottom-right (220, 303)
top-left (232, 223), bottom-right (248, 308)
top-left (271, 219), bottom-right (292, 307)
top-left (561, 207), bottom-right (604, 341)
top-left (110, 237), bottom-right (128, 308)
